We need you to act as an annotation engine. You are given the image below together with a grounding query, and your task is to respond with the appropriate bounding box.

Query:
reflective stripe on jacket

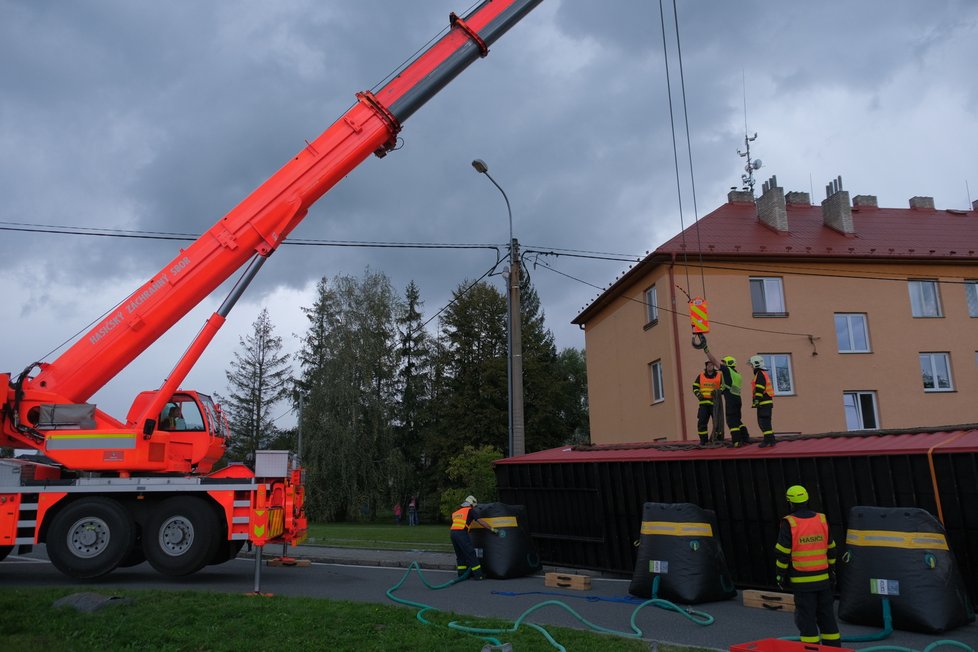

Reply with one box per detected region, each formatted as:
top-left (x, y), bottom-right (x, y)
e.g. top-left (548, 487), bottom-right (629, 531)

top-left (721, 366), bottom-right (742, 397)
top-left (779, 513), bottom-right (832, 586)
top-left (451, 506), bottom-right (471, 531)
top-left (753, 369), bottom-right (774, 405)
top-left (693, 372), bottom-right (721, 404)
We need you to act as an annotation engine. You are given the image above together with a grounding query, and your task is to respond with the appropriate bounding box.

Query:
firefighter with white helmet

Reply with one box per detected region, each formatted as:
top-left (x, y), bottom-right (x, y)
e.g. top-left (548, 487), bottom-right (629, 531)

top-left (449, 495), bottom-right (498, 580)
top-left (750, 355), bottom-right (777, 448)
top-left (775, 485), bottom-right (841, 646)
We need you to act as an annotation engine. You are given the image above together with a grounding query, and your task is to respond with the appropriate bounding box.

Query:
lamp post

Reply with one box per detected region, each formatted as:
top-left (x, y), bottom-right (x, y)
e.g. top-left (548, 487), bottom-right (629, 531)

top-left (471, 159), bottom-right (525, 457)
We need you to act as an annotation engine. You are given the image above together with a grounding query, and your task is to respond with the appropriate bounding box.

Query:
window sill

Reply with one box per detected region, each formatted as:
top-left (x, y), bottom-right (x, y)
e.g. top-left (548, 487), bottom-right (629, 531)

top-left (838, 350), bottom-right (872, 354)
top-left (752, 312), bottom-right (788, 318)
top-left (643, 319), bottom-right (659, 331)
top-left (911, 315), bottom-right (944, 319)
top-left (923, 388), bottom-right (955, 393)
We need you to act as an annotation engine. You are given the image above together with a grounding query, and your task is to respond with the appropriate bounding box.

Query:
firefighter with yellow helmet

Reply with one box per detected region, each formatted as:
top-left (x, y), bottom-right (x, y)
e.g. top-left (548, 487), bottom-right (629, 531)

top-left (704, 346), bottom-right (750, 446)
top-left (775, 485), bottom-right (841, 646)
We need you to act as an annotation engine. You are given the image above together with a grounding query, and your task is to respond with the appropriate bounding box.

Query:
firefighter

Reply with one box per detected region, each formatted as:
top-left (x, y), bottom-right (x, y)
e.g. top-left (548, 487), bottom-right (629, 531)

top-left (775, 485), bottom-right (841, 647)
top-left (692, 360), bottom-right (722, 444)
top-left (750, 355), bottom-right (776, 448)
top-left (704, 346), bottom-right (750, 446)
top-left (449, 495), bottom-right (498, 580)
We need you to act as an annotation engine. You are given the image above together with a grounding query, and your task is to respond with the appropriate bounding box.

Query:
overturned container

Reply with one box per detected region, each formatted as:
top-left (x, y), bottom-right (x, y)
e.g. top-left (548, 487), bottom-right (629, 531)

top-left (838, 506), bottom-right (975, 633)
top-left (470, 502), bottom-right (541, 579)
top-left (629, 502), bottom-right (737, 604)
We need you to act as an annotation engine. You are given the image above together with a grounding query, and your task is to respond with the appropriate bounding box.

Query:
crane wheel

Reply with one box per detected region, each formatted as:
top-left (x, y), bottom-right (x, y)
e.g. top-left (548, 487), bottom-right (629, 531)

top-left (0, 545), bottom-right (12, 562)
top-left (143, 496), bottom-right (221, 576)
top-left (46, 497), bottom-right (135, 579)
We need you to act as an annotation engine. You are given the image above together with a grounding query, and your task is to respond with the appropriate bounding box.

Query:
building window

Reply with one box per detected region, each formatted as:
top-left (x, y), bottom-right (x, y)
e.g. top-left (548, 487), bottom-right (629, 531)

top-left (749, 277), bottom-right (786, 316)
top-left (835, 313), bottom-right (870, 353)
top-left (920, 352), bottom-right (953, 392)
top-left (644, 285), bottom-right (658, 326)
top-left (649, 360), bottom-right (664, 403)
top-left (760, 353), bottom-right (795, 395)
top-left (966, 281), bottom-right (978, 317)
top-left (908, 279), bottom-right (942, 317)
top-left (843, 391), bottom-right (879, 430)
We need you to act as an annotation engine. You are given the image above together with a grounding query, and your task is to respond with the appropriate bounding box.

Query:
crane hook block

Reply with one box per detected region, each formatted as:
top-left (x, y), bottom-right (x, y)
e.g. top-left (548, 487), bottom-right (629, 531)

top-left (689, 297), bottom-right (710, 334)
top-left (692, 332), bottom-right (708, 350)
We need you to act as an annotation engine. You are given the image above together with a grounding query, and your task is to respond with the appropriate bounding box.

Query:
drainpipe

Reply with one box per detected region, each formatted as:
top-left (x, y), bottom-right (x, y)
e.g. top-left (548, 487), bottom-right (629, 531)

top-left (668, 254), bottom-right (688, 441)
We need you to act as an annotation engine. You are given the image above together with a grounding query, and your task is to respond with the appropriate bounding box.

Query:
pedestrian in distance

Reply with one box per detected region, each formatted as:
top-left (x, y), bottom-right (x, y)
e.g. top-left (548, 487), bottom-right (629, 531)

top-left (449, 495), bottom-right (499, 580)
top-left (408, 495), bottom-right (419, 526)
top-left (393, 502), bottom-right (402, 525)
top-left (704, 346), bottom-right (750, 446)
top-left (775, 485), bottom-right (842, 647)
top-left (750, 355), bottom-right (776, 447)
top-left (692, 360), bottom-right (722, 445)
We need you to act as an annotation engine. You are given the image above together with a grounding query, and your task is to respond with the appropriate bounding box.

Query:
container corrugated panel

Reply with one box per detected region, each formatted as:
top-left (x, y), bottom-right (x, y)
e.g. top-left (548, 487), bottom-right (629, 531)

top-left (494, 427), bottom-right (978, 601)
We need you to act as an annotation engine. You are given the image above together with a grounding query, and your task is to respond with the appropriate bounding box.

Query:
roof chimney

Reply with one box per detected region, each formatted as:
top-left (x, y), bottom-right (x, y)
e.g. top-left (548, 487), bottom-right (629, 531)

top-left (853, 195), bottom-right (878, 209)
top-left (757, 176), bottom-right (788, 231)
top-left (821, 175), bottom-right (854, 234)
top-left (909, 196), bottom-right (935, 210)
top-left (785, 191), bottom-right (810, 206)
top-left (727, 189), bottom-right (754, 204)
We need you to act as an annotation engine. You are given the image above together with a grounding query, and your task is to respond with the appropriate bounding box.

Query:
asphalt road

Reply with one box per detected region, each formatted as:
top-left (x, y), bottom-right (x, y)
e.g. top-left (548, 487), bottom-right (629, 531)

top-left (3, 547), bottom-right (976, 651)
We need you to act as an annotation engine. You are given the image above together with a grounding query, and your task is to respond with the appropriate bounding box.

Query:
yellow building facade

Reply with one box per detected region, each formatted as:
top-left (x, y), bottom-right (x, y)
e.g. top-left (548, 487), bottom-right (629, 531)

top-left (574, 185), bottom-right (978, 443)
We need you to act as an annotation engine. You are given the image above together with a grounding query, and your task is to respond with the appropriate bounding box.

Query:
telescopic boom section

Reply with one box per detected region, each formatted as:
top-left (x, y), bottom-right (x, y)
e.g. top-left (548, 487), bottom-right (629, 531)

top-left (26, 0), bottom-right (543, 406)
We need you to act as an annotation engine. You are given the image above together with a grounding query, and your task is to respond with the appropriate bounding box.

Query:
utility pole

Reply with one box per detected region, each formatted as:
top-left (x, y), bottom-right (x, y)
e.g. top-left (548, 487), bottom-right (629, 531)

top-left (509, 237), bottom-right (525, 456)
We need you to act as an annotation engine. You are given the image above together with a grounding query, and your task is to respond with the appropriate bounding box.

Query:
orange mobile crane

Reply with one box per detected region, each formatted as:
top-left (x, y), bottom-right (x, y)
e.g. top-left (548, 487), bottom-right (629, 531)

top-left (0, 0), bottom-right (544, 579)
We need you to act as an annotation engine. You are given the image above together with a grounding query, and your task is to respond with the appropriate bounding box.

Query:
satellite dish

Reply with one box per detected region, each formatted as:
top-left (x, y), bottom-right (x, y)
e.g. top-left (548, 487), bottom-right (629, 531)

top-left (753, 159), bottom-right (763, 170)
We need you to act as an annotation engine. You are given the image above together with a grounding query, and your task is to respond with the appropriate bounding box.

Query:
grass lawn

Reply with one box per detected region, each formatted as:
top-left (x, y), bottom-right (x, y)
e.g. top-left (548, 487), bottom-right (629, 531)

top-left (0, 587), bottom-right (665, 652)
top-left (305, 521), bottom-right (452, 552)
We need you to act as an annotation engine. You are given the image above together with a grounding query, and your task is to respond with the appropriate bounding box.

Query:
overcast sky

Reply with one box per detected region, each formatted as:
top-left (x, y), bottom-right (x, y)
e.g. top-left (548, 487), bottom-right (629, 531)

top-left (2, 0), bottom-right (976, 428)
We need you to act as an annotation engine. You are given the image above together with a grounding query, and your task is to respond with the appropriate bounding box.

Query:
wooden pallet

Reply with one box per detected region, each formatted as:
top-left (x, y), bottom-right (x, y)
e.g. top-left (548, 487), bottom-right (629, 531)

top-left (742, 589), bottom-right (795, 613)
top-left (544, 572), bottom-right (591, 590)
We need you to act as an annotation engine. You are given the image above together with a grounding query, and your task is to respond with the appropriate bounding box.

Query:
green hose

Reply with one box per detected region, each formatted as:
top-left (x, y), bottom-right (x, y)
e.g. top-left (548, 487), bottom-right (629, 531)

top-left (386, 563), bottom-right (715, 651)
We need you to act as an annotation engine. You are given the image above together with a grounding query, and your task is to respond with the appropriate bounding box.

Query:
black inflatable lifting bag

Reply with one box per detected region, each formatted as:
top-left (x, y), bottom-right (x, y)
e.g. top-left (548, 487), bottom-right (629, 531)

top-left (838, 506), bottom-right (975, 633)
top-left (628, 502), bottom-right (736, 604)
top-left (470, 502), bottom-right (541, 579)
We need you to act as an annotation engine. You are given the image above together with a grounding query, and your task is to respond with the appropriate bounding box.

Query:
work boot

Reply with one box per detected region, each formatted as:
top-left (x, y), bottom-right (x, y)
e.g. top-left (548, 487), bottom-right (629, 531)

top-left (699, 437), bottom-right (709, 446)
top-left (759, 436), bottom-right (776, 448)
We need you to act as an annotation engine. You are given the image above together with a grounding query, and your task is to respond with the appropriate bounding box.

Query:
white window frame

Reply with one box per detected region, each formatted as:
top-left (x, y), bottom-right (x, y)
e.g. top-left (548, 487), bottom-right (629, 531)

top-left (908, 279), bottom-right (943, 317)
top-left (644, 284), bottom-right (658, 325)
top-left (649, 360), bottom-right (664, 404)
top-left (760, 353), bottom-right (795, 395)
top-left (843, 391), bottom-right (879, 430)
top-left (835, 313), bottom-right (871, 353)
top-left (966, 280), bottom-right (978, 318)
top-left (749, 277), bottom-right (786, 316)
top-left (920, 352), bottom-right (954, 392)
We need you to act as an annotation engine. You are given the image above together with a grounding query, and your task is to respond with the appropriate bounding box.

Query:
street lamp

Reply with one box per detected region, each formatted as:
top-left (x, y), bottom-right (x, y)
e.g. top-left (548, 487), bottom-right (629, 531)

top-left (471, 158), bottom-right (525, 457)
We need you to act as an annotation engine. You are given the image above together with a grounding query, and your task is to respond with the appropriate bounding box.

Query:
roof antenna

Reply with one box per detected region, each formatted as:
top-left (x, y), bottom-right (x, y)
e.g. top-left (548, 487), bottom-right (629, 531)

top-left (737, 71), bottom-right (762, 196)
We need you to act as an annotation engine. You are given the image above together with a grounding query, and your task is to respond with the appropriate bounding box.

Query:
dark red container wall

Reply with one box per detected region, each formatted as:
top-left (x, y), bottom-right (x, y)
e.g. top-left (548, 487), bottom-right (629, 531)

top-left (495, 451), bottom-right (978, 601)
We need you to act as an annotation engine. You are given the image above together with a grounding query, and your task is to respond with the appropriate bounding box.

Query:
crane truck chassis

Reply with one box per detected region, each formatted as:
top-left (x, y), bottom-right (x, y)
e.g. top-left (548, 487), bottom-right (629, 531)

top-left (1, 0), bottom-right (544, 579)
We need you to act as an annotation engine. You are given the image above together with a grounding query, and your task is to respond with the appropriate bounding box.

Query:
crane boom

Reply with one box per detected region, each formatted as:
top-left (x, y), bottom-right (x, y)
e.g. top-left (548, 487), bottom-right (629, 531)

top-left (2, 0), bottom-right (543, 473)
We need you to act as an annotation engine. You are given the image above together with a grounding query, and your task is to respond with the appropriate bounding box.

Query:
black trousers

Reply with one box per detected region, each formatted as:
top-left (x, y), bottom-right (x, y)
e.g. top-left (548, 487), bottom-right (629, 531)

top-left (794, 589), bottom-right (841, 646)
top-left (756, 403), bottom-right (773, 436)
top-left (450, 529), bottom-right (482, 578)
top-left (724, 394), bottom-right (748, 442)
top-left (696, 403), bottom-right (719, 441)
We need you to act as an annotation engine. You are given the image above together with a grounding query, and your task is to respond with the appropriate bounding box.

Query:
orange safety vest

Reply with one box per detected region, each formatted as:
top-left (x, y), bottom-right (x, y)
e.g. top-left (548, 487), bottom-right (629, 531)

top-left (451, 506), bottom-right (471, 531)
top-left (753, 369), bottom-right (774, 405)
top-left (694, 372), bottom-right (721, 404)
top-left (785, 513), bottom-right (830, 584)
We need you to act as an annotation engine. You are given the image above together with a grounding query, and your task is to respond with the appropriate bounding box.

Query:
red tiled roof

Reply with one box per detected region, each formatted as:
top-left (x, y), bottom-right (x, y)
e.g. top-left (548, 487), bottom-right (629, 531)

top-left (573, 198), bottom-right (977, 324)
top-left (495, 426), bottom-right (978, 465)
top-left (657, 201), bottom-right (978, 259)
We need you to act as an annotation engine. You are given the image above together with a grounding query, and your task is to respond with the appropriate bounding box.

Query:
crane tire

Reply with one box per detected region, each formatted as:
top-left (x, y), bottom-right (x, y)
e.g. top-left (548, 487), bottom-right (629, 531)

top-left (46, 497), bottom-right (134, 579)
top-left (0, 545), bottom-right (12, 562)
top-left (143, 496), bottom-right (221, 576)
